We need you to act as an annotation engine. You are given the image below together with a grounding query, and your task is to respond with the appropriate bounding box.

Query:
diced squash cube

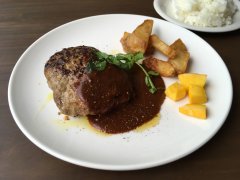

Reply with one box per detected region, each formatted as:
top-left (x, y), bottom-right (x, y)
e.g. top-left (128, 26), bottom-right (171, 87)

top-left (179, 104), bottom-right (207, 119)
top-left (165, 82), bottom-right (187, 101)
top-left (188, 85), bottom-right (207, 104)
top-left (178, 73), bottom-right (207, 89)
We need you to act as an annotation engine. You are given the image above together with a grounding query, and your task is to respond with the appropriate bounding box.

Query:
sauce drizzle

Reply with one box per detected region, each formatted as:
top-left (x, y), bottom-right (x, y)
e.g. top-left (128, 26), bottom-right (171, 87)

top-left (87, 64), bottom-right (165, 134)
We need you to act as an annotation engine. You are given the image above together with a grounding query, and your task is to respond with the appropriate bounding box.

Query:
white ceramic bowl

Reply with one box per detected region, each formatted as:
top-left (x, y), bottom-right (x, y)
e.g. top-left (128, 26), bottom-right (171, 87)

top-left (154, 0), bottom-right (240, 32)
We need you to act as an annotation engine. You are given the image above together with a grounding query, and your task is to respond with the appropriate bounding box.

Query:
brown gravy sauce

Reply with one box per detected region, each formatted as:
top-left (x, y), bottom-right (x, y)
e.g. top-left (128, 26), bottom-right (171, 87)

top-left (87, 64), bottom-right (165, 134)
top-left (78, 64), bottom-right (133, 115)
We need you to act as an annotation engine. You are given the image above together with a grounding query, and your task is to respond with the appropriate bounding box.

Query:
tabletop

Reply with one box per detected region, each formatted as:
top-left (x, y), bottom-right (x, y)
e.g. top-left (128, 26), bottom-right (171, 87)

top-left (0, 0), bottom-right (240, 179)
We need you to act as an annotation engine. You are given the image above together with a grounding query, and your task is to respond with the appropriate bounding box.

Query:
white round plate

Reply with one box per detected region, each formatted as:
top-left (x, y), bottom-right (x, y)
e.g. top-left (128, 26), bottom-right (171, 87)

top-left (154, 0), bottom-right (240, 32)
top-left (8, 14), bottom-right (232, 170)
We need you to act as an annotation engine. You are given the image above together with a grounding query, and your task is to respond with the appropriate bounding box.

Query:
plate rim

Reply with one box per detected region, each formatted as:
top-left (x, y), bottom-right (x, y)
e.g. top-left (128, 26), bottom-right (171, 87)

top-left (8, 13), bottom-right (233, 170)
top-left (153, 0), bottom-right (240, 33)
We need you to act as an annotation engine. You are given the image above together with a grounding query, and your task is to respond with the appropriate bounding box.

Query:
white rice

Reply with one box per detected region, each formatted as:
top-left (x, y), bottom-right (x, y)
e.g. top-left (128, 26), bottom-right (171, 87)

top-left (171, 0), bottom-right (238, 27)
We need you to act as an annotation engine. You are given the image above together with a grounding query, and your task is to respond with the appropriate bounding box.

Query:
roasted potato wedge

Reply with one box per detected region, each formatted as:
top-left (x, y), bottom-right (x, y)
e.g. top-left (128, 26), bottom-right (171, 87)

top-left (143, 57), bottom-right (176, 77)
top-left (150, 34), bottom-right (176, 58)
top-left (120, 32), bottom-right (146, 54)
top-left (133, 19), bottom-right (153, 42)
top-left (120, 19), bottom-right (153, 53)
top-left (168, 39), bottom-right (190, 74)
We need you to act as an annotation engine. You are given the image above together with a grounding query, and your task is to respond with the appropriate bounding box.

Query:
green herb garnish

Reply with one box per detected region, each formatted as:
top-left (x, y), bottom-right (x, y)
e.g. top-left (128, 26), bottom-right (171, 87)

top-left (135, 63), bottom-right (158, 94)
top-left (86, 59), bottom-right (107, 72)
top-left (148, 70), bottom-right (159, 76)
top-left (87, 51), bottom-right (158, 93)
top-left (96, 51), bottom-right (144, 70)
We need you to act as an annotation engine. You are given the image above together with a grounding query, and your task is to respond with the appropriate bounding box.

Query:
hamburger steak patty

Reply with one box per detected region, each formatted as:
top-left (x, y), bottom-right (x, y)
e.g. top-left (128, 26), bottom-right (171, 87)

top-left (44, 46), bottom-right (133, 116)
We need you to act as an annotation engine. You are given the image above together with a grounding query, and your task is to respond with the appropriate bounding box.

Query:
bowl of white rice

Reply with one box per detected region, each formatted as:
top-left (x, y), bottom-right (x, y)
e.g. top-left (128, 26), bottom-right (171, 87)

top-left (153, 0), bottom-right (240, 32)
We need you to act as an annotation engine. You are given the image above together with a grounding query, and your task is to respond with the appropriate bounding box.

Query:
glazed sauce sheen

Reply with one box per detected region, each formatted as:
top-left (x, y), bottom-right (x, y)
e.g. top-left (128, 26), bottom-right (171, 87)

top-left (78, 64), bottom-right (132, 115)
top-left (87, 64), bottom-right (165, 134)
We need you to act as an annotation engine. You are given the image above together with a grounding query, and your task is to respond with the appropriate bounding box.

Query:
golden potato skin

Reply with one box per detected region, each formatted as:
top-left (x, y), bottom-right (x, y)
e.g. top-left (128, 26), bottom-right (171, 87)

top-left (143, 57), bottom-right (176, 77)
top-left (120, 20), bottom-right (153, 53)
top-left (150, 34), bottom-right (176, 58)
top-left (168, 39), bottom-right (190, 74)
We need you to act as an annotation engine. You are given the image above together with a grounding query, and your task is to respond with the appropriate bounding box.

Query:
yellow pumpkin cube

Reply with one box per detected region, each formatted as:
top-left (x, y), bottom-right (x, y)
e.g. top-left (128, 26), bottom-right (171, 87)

top-left (165, 82), bottom-right (187, 101)
top-left (178, 73), bottom-right (207, 89)
top-left (179, 104), bottom-right (207, 119)
top-left (188, 85), bottom-right (207, 104)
